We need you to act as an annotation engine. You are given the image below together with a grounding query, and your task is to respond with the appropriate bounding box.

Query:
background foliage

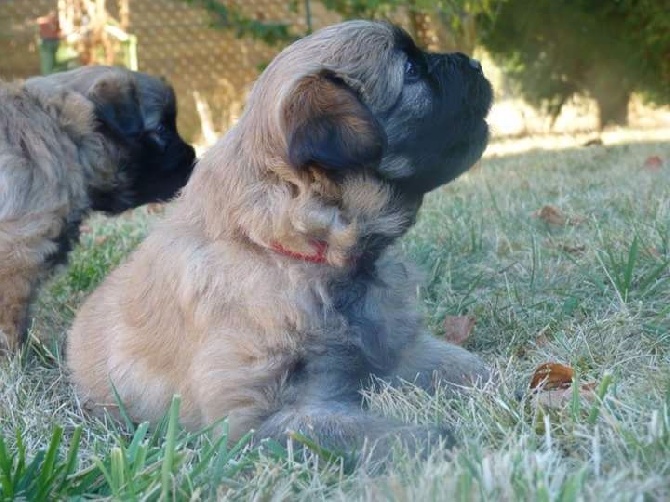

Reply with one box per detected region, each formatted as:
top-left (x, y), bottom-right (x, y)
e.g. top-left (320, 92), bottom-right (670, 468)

top-left (188, 0), bottom-right (669, 130)
top-left (479, 0), bottom-right (670, 129)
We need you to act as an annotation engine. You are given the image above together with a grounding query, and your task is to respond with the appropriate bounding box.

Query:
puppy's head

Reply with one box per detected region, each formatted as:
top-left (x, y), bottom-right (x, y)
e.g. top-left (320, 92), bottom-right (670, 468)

top-left (190, 21), bottom-right (492, 264)
top-left (253, 21), bottom-right (492, 196)
top-left (26, 66), bottom-right (196, 213)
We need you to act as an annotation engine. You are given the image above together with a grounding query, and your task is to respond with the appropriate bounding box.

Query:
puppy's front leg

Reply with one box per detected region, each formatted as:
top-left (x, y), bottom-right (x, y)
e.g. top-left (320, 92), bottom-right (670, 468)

top-left (391, 334), bottom-right (489, 392)
top-left (255, 401), bottom-right (452, 463)
top-left (0, 270), bottom-right (35, 353)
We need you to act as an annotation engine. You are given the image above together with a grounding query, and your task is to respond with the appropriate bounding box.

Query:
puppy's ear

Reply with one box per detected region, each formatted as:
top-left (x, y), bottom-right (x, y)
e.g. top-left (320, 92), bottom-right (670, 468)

top-left (284, 71), bottom-right (386, 173)
top-left (88, 76), bottom-right (144, 141)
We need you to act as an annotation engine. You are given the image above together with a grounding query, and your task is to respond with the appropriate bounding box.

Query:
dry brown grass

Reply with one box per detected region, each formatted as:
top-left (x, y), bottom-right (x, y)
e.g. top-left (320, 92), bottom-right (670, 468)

top-left (1, 127), bottom-right (669, 500)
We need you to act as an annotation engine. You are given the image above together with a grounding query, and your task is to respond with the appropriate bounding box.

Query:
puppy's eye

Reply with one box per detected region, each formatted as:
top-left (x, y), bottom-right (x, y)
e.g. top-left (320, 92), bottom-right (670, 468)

top-left (404, 59), bottom-right (420, 82)
top-left (148, 124), bottom-right (168, 151)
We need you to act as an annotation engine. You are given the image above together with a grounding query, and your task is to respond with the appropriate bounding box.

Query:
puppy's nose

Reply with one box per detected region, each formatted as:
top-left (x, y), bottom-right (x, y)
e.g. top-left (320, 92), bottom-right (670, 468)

top-left (452, 52), bottom-right (483, 72)
top-left (469, 58), bottom-right (482, 72)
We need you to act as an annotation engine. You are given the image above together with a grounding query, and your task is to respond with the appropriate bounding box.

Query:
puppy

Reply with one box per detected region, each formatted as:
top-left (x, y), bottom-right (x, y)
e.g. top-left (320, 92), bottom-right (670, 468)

top-left (0, 66), bottom-right (196, 353)
top-left (68, 21), bottom-right (493, 458)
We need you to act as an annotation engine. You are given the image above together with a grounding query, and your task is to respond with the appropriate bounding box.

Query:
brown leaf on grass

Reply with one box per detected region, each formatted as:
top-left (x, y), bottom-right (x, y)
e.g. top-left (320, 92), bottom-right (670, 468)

top-left (442, 315), bottom-right (476, 346)
top-left (533, 382), bottom-right (597, 409)
top-left (534, 205), bottom-right (566, 225)
top-left (94, 236), bottom-right (108, 246)
top-left (533, 205), bottom-right (584, 226)
top-left (644, 246), bottom-right (662, 259)
top-left (544, 239), bottom-right (586, 254)
top-left (557, 243), bottom-right (586, 254)
top-left (530, 362), bottom-right (574, 390)
top-left (642, 155), bottom-right (663, 172)
top-left (530, 363), bottom-right (598, 410)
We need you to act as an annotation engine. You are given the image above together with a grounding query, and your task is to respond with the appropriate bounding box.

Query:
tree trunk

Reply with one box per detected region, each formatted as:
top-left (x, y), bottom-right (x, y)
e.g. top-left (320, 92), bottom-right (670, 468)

top-left (594, 89), bottom-right (631, 130)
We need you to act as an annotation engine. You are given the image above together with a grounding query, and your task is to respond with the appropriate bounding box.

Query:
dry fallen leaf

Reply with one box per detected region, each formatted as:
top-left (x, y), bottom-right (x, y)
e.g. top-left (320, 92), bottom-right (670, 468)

top-left (556, 243), bottom-right (586, 254)
top-left (644, 246), bottom-right (662, 259)
top-left (643, 155), bottom-right (663, 172)
top-left (442, 315), bottom-right (476, 346)
top-left (529, 363), bottom-right (598, 410)
top-left (530, 362), bottom-right (574, 390)
top-left (533, 382), bottom-right (597, 409)
top-left (533, 205), bottom-right (584, 226)
top-left (544, 239), bottom-right (586, 254)
top-left (534, 205), bottom-right (566, 225)
top-left (94, 236), bottom-right (108, 246)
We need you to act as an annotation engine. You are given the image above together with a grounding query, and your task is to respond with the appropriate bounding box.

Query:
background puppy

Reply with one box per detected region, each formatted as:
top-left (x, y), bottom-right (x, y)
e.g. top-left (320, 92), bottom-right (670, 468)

top-left (68, 21), bottom-right (492, 459)
top-left (0, 66), bottom-right (195, 353)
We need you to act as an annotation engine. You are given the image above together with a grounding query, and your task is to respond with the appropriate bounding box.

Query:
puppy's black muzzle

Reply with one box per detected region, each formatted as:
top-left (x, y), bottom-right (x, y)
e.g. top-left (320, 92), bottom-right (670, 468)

top-left (395, 51), bottom-right (493, 196)
top-left (428, 52), bottom-right (482, 73)
top-left (134, 139), bottom-right (196, 204)
top-left (426, 52), bottom-right (493, 119)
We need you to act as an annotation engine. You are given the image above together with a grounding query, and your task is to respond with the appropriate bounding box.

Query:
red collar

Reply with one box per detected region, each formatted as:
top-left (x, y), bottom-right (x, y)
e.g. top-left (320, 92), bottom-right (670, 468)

top-left (269, 239), bottom-right (329, 264)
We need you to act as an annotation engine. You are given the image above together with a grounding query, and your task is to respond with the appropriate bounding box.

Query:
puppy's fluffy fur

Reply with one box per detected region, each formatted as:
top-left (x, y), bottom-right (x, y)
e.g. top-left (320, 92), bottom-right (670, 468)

top-left (0, 66), bottom-right (195, 352)
top-left (68, 22), bottom-right (493, 457)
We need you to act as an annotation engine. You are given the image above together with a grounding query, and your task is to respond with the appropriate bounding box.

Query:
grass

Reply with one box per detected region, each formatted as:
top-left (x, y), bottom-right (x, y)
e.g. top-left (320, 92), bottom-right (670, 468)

top-left (1, 128), bottom-right (669, 500)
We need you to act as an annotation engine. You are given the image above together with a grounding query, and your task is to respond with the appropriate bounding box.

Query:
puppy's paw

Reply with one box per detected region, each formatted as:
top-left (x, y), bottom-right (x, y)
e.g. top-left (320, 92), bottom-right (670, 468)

top-left (441, 346), bottom-right (490, 388)
top-left (362, 423), bottom-right (455, 468)
top-left (394, 335), bottom-right (491, 394)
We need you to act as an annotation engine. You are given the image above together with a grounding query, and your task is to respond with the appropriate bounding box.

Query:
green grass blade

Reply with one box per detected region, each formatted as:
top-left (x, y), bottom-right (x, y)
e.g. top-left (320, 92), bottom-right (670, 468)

top-left (92, 455), bottom-right (116, 498)
top-left (63, 425), bottom-right (83, 479)
top-left (209, 430), bottom-right (254, 485)
top-left (288, 431), bottom-right (344, 465)
top-left (637, 259), bottom-right (670, 297)
top-left (109, 447), bottom-right (126, 495)
top-left (0, 433), bottom-right (15, 499)
top-left (622, 236), bottom-right (639, 300)
top-left (35, 425), bottom-right (64, 501)
top-left (109, 379), bottom-right (136, 432)
top-left (160, 395), bottom-right (181, 501)
top-left (570, 369), bottom-right (581, 421)
top-left (587, 372), bottom-right (615, 425)
top-left (126, 421), bottom-right (150, 465)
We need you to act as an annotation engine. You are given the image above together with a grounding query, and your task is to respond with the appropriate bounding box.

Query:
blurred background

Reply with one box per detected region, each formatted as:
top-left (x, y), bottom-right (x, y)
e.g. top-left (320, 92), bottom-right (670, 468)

top-left (1, 0), bottom-right (668, 146)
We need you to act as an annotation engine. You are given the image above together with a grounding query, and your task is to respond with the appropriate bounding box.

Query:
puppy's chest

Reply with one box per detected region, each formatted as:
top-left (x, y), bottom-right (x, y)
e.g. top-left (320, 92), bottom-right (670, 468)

top-left (301, 267), bottom-right (419, 375)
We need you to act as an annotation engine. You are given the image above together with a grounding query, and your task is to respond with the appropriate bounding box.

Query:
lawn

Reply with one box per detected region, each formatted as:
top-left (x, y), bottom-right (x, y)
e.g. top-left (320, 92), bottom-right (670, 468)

top-left (1, 128), bottom-right (669, 500)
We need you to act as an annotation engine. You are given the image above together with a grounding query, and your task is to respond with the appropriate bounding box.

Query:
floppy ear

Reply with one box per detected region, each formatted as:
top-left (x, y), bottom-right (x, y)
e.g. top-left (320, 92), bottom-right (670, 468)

top-left (87, 76), bottom-right (144, 141)
top-left (284, 70), bottom-right (386, 173)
